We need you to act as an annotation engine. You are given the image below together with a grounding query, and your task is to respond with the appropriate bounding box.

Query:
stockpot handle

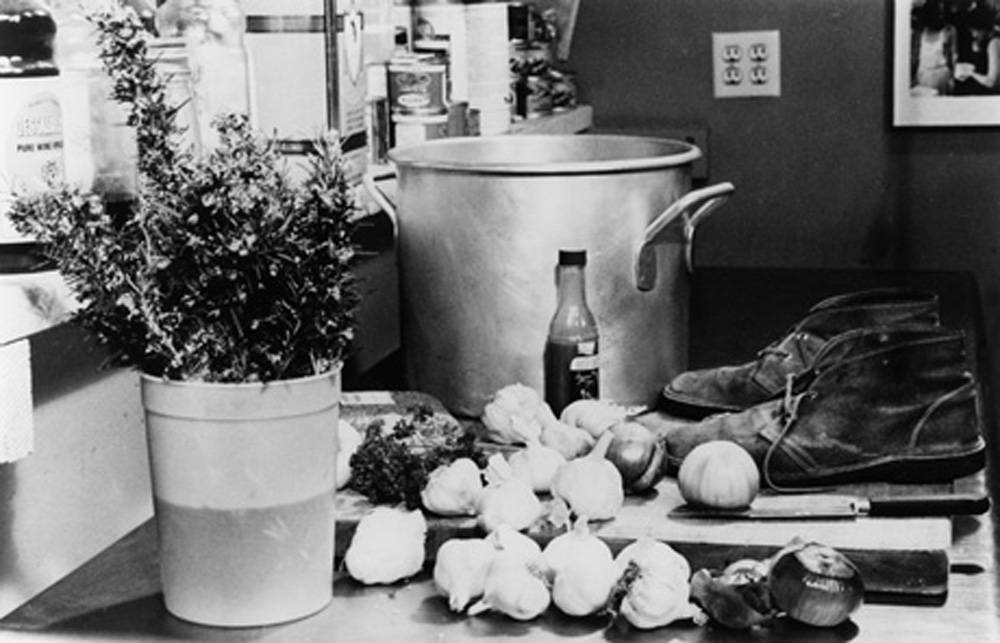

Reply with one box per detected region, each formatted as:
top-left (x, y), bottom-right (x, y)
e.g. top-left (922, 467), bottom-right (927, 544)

top-left (362, 166), bottom-right (400, 237)
top-left (634, 181), bottom-right (735, 292)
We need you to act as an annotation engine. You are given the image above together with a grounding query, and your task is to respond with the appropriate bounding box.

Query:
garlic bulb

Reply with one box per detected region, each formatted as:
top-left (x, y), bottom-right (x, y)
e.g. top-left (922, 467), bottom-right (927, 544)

top-left (616, 568), bottom-right (697, 629)
top-left (508, 438), bottom-right (566, 493)
top-left (549, 431), bottom-right (624, 521)
top-left (421, 457), bottom-right (484, 516)
top-left (433, 537), bottom-right (497, 612)
top-left (560, 399), bottom-right (627, 438)
top-left (477, 453), bottom-right (543, 533)
top-left (344, 507), bottom-right (427, 585)
top-left (539, 417), bottom-right (595, 461)
top-left (487, 523), bottom-right (543, 562)
top-left (542, 515), bottom-right (618, 616)
top-left (481, 383), bottom-right (547, 445)
top-left (467, 549), bottom-right (551, 620)
top-left (615, 537), bottom-right (691, 588)
top-left (610, 537), bottom-right (697, 629)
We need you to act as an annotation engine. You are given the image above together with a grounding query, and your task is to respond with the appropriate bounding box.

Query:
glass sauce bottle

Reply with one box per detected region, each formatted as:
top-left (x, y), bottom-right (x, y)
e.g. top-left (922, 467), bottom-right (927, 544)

top-left (544, 249), bottom-right (599, 415)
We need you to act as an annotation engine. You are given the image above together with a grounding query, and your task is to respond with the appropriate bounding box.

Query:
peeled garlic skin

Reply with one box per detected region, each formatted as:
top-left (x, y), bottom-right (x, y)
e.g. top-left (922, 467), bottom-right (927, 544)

top-left (433, 538), bottom-right (496, 612)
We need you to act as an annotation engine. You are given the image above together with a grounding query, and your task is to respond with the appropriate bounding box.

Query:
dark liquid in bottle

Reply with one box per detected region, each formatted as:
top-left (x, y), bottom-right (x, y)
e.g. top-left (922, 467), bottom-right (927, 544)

top-left (544, 337), bottom-right (599, 416)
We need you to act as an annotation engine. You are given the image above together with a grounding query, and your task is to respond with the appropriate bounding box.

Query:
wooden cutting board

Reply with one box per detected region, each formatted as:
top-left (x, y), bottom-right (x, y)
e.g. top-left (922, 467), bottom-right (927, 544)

top-left (335, 391), bottom-right (953, 600)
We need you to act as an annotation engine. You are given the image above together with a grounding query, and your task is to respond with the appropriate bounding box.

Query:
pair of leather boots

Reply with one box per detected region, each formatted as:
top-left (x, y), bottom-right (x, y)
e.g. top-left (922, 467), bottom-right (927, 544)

top-left (636, 288), bottom-right (987, 487)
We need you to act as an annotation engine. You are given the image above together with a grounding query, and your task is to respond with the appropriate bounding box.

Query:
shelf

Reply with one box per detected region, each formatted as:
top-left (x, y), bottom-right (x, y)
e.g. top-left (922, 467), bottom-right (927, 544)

top-left (0, 270), bottom-right (78, 346)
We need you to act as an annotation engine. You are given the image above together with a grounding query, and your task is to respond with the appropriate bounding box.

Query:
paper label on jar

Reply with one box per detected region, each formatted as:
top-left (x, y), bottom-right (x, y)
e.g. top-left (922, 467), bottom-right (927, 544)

top-left (7, 91), bottom-right (65, 194)
top-left (1, 88), bottom-right (66, 241)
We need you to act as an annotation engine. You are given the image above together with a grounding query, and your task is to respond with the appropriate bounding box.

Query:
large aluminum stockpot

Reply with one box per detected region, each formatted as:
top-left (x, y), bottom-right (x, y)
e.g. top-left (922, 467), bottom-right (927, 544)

top-left (366, 135), bottom-right (734, 418)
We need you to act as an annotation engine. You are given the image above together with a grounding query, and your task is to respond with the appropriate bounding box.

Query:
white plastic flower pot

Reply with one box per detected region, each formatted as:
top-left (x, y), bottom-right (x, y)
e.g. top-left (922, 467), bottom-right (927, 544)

top-left (140, 369), bottom-right (341, 627)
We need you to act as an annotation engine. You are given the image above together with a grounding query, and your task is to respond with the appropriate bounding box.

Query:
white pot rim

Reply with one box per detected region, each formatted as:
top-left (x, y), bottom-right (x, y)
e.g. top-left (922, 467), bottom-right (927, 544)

top-left (139, 365), bottom-right (343, 390)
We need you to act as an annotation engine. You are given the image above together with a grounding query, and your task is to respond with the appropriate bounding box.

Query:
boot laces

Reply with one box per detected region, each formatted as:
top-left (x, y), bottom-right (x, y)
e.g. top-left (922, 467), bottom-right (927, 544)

top-left (753, 332), bottom-right (812, 375)
top-left (761, 373), bottom-right (827, 493)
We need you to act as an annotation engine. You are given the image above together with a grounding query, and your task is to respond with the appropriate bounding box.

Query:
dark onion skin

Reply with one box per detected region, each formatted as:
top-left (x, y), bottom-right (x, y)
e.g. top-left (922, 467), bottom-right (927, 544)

top-left (769, 542), bottom-right (864, 627)
top-left (605, 422), bottom-right (665, 493)
top-left (690, 565), bottom-right (774, 629)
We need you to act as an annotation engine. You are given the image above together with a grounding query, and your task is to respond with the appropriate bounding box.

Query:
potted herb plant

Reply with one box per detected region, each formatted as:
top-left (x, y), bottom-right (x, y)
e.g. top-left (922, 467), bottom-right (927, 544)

top-left (8, 6), bottom-right (359, 627)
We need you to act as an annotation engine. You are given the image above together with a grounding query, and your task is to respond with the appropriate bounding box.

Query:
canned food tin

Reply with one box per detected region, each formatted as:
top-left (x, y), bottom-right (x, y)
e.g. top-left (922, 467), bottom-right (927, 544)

top-left (413, 0), bottom-right (468, 101)
top-left (392, 112), bottom-right (449, 148)
top-left (388, 54), bottom-right (449, 115)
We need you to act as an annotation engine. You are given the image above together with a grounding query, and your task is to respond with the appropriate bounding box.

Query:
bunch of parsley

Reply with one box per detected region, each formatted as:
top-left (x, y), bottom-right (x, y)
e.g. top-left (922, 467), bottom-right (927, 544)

top-left (348, 406), bottom-right (487, 510)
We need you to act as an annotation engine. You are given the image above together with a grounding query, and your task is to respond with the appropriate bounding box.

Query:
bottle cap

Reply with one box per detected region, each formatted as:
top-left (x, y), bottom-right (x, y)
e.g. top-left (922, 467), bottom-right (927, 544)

top-left (559, 249), bottom-right (586, 266)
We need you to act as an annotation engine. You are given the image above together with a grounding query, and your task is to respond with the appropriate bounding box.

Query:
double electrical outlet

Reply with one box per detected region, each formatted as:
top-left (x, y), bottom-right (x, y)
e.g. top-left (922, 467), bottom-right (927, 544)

top-left (712, 30), bottom-right (781, 98)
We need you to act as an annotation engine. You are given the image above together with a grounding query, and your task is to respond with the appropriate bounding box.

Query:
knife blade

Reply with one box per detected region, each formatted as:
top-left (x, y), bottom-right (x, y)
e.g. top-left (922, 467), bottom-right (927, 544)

top-left (668, 493), bottom-right (990, 521)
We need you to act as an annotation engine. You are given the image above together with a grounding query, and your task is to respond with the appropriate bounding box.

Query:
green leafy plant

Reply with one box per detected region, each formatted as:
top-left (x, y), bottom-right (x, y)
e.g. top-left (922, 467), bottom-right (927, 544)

top-left (8, 6), bottom-right (359, 382)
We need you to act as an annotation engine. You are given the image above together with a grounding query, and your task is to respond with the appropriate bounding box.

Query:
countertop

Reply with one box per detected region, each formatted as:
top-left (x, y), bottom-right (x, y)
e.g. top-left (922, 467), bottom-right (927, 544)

top-left (2, 267), bottom-right (997, 642)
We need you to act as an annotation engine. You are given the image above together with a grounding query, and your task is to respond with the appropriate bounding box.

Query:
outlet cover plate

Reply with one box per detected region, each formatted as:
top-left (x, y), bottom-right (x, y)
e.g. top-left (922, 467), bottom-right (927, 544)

top-left (712, 30), bottom-right (781, 98)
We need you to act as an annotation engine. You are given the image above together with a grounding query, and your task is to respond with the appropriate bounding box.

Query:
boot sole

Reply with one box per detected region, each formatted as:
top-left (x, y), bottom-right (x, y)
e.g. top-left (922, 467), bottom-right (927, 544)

top-left (764, 441), bottom-right (988, 487)
top-left (662, 442), bottom-right (986, 486)
top-left (657, 390), bottom-right (746, 420)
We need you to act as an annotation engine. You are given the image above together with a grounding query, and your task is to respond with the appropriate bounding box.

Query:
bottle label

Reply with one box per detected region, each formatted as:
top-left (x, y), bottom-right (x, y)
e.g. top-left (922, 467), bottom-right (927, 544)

top-left (545, 338), bottom-right (599, 415)
top-left (569, 354), bottom-right (599, 372)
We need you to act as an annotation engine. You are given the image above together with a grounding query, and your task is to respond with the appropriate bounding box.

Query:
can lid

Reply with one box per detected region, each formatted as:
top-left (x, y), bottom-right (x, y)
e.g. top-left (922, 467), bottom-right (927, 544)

top-left (559, 249), bottom-right (586, 266)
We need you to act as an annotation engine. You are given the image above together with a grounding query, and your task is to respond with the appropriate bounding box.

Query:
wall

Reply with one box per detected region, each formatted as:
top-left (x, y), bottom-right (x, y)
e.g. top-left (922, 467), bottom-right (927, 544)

top-left (0, 325), bottom-right (152, 618)
top-left (571, 0), bottom-right (1000, 421)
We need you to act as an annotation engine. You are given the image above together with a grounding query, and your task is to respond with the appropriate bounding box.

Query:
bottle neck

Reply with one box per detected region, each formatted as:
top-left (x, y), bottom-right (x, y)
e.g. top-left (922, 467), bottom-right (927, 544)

top-left (550, 263), bottom-right (597, 340)
top-left (556, 264), bottom-right (587, 306)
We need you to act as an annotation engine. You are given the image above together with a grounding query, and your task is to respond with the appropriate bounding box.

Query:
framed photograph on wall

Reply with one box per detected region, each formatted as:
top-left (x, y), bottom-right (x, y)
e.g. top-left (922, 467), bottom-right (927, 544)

top-left (893, 0), bottom-right (1000, 126)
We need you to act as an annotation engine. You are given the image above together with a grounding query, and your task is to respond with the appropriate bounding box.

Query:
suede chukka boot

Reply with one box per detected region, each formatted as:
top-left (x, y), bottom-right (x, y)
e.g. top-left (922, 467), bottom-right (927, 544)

top-left (640, 325), bottom-right (986, 487)
top-left (661, 288), bottom-right (941, 419)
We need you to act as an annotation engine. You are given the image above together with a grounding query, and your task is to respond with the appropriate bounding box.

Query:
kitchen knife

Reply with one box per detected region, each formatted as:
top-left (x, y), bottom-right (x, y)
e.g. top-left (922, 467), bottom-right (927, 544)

top-left (668, 493), bottom-right (990, 521)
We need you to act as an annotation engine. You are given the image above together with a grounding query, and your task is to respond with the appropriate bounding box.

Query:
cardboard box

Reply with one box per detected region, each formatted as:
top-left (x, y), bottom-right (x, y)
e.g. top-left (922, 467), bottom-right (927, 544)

top-left (243, 0), bottom-right (367, 183)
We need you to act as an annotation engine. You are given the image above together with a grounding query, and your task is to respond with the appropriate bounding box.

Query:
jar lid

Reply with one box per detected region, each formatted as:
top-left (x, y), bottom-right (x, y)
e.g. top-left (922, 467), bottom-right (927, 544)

top-left (0, 0), bottom-right (58, 77)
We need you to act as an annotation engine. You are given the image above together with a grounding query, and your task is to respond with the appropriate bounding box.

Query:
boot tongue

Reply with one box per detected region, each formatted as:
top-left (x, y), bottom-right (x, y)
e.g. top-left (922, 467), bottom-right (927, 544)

top-left (751, 331), bottom-right (826, 392)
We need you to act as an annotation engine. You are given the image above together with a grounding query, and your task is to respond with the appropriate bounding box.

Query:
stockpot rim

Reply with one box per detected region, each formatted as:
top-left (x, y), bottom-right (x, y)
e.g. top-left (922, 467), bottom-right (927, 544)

top-left (388, 134), bottom-right (702, 176)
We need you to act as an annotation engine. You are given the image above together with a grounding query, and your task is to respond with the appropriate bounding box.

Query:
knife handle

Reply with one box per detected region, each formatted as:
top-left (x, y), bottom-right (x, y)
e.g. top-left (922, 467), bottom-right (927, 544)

top-left (865, 494), bottom-right (991, 517)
